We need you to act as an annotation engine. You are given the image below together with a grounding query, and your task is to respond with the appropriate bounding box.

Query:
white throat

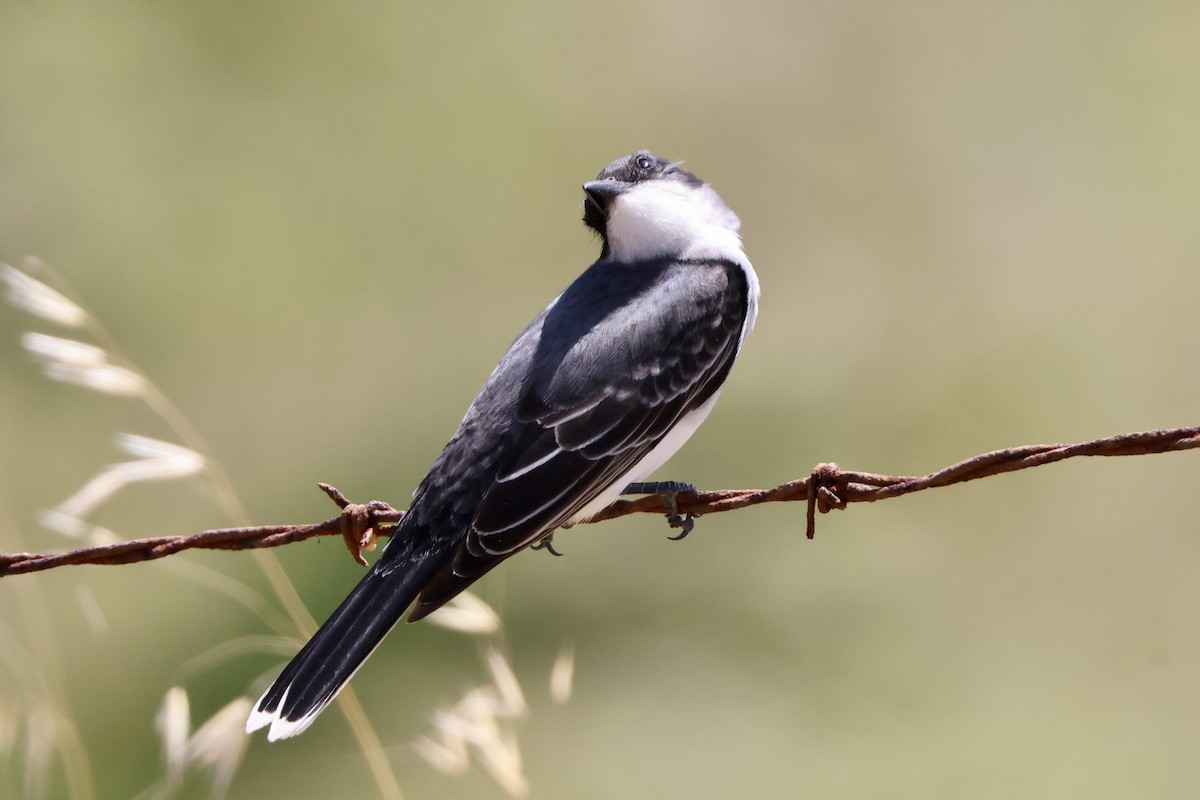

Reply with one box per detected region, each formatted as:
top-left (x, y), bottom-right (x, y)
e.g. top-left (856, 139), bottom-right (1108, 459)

top-left (605, 180), bottom-right (744, 264)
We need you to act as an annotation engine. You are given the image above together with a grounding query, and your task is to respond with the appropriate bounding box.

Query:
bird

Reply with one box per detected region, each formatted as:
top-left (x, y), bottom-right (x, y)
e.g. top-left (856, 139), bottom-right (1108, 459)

top-left (246, 150), bottom-right (760, 740)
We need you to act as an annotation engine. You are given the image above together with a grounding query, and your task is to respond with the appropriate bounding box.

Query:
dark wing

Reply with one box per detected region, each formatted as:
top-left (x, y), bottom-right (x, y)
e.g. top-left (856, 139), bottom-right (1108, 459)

top-left (408, 257), bottom-right (748, 619)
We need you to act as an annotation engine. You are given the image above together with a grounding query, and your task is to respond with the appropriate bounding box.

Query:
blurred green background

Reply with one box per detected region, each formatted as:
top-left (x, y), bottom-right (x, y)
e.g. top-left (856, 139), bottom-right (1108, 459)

top-left (2, 1), bottom-right (1199, 798)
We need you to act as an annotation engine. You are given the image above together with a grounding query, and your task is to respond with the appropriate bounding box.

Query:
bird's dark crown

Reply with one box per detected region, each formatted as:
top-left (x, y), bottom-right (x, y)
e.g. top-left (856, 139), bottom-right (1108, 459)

top-left (595, 151), bottom-right (702, 187)
top-left (583, 150), bottom-right (703, 237)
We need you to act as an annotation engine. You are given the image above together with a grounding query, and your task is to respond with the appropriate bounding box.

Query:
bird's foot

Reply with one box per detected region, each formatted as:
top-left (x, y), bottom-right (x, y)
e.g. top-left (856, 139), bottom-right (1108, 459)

top-left (531, 532), bottom-right (565, 557)
top-left (622, 481), bottom-right (698, 540)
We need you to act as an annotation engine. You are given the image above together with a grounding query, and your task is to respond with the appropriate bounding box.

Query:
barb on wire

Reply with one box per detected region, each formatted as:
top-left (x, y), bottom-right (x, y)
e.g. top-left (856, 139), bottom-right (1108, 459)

top-left (2, 426), bottom-right (1197, 578)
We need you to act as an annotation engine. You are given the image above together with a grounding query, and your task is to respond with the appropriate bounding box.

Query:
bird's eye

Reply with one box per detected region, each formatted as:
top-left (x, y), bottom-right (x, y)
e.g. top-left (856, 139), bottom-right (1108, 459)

top-left (635, 155), bottom-right (653, 171)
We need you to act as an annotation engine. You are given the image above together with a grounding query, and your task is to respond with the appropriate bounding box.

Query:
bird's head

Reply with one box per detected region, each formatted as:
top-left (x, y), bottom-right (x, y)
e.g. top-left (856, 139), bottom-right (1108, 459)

top-left (582, 151), bottom-right (743, 263)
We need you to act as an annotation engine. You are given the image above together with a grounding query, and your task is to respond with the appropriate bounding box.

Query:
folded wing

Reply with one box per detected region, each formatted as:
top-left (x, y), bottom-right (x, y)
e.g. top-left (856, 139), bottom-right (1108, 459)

top-left (408, 257), bottom-right (749, 618)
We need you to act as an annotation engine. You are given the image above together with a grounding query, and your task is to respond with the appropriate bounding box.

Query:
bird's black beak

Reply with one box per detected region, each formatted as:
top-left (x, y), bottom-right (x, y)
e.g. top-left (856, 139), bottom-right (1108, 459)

top-left (582, 179), bottom-right (629, 214)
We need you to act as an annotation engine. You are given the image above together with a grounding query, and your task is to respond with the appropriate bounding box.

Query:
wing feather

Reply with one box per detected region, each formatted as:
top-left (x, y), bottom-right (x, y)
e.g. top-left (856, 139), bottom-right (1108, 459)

top-left (408, 257), bottom-right (749, 619)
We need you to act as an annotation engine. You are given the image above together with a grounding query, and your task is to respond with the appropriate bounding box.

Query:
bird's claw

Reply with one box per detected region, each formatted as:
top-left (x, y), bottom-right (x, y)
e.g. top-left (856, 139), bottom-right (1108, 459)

top-left (531, 533), bottom-right (565, 557)
top-left (622, 481), bottom-right (698, 540)
top-left (663, 492), bottom-right (696, 540)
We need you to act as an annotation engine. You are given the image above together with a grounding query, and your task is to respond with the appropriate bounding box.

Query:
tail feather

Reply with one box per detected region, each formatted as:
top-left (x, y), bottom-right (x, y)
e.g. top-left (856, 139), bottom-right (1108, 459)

top-left (247, 546), bottom-right (444, 740)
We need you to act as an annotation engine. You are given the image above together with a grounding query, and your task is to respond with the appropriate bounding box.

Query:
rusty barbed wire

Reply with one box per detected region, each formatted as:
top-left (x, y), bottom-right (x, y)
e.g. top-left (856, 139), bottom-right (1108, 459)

top-left (2, 426), bottom-right (1197, 578)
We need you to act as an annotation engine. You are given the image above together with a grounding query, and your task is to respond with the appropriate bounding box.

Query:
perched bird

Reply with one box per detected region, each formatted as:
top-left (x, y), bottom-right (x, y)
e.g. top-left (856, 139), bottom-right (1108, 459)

top-left (246, 150), bottom-right (760, 740)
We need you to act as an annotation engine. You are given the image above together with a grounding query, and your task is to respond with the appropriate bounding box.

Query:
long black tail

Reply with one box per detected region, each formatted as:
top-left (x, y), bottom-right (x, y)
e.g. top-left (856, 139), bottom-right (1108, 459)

top-left (246, 538), bottom-right (447, 740)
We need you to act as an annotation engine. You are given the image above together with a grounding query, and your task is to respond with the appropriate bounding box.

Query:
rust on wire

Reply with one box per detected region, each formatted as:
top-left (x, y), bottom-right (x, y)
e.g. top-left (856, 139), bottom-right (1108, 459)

top-left (1, 426), bottom-right (1197, 577)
